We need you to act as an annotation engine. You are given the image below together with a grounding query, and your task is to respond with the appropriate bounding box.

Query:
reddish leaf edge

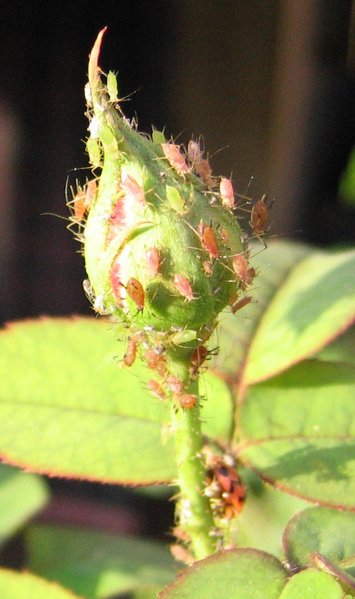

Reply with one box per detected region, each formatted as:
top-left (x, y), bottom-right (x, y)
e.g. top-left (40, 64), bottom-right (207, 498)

top-left (0, 451), bottom-right (172, 488)
top-left (238, 439), bottom-right (355, 512)
top-left (158, 547), bottom-right (286, 598)
top-left (241, 313), bottom-right (355, 387)
top-left (0, 315), bottom-right (110, 334)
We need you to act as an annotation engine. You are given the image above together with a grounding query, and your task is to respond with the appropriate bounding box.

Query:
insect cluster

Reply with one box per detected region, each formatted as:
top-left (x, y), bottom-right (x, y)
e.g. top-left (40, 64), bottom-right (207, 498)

top-left (69, 29), bottom-right (270, 412)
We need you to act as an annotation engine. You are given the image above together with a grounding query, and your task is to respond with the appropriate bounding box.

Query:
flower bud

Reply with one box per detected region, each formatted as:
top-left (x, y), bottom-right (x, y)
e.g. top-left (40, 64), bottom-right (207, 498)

top-left (77, 29), bottom-right (250, 343)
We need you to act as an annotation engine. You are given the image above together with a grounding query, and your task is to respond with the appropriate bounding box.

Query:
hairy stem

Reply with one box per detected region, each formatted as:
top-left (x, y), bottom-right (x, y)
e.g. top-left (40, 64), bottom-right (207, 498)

top-left (169, 354), bottom-right (216, 560)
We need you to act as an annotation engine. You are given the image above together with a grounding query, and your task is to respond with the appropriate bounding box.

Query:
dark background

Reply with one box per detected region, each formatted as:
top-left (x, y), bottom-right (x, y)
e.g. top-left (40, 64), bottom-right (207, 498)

top-left (0, 0), bottom-right (354, 571)
top-left (0, 0), bottom-right (354, 324)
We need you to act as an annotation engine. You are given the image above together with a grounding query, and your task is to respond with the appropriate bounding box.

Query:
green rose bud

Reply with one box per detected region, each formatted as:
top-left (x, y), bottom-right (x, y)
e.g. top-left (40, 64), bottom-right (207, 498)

top-left (74, 29), bottom-right (252, 347)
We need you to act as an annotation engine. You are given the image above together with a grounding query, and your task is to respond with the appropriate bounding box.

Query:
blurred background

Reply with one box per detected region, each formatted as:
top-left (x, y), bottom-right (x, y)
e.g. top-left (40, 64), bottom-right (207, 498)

top-left (0, 1), bottom-right (354, 567)
top-left (0, 0), bottom-right (354, 324)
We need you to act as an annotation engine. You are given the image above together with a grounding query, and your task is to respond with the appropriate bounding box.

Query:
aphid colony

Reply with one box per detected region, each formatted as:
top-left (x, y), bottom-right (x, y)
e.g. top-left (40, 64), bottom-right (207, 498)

top-left (121, 331), bottom-right (215, 411)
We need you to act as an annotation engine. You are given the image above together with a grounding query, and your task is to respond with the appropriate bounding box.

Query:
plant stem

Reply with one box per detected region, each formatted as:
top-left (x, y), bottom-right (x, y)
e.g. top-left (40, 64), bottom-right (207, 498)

top-left (169, 357), bottom-right (216, 560)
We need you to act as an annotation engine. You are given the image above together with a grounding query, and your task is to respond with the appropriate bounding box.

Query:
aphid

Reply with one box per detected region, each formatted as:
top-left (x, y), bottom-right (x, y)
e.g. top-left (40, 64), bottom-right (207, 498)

top-left (165, 375), bottom-right (184, 394)
top-left (107, 71), bottom-right (119, 103)
top-left (221, 229), bottom-right (229, 243)
top-left (161, 143), bottom-right (190, 176)
top-left (187, 140), bottom-right (203, 163)
top-left (202, 260), bottom-right (213, 276)
top-left (232, 254), bottom-right (249, 287)
top-left (123, 336), bottom-right (138, 367)
top-left (73, 187), bottom-right (86, 222)
top-left (198, 221), bottom-right (220, 259)
top-left (165, 185), bottom-right (186, 214)
top-left (86, 137), bottom-right (102, 169)
top-left (251, 194), bottom-right (269, 236)
top-left (220, 177), bottom-right (235, 210)
top-left (196, 158), bottom-right (213, 187)
top-left (189, 345), bottom-right (209, 378)
top-left (147, 379), bottom-right (166, 401)
top-left (126, 277), bottom-right (145, 312)
top-left (231, 295), bottom-right (251, 314)
top-left (146, 247), bottom-right (160, 277)
top-left (120, 173), bottom-right (146, 209)
top-left (187, 140), bottom-right (213, 187)
top-left (176, 393), bottom-right (197, 409)
top-left (145, 348), bottom-right (167, 377)
top-left (213, 462), bottom-right (246, 517)
top-left (173, 274), bottom-right (194, 302)
top-left (246, 266), bottom-right (256, 286)
top-left (170, 544), bottom-right (194, 565)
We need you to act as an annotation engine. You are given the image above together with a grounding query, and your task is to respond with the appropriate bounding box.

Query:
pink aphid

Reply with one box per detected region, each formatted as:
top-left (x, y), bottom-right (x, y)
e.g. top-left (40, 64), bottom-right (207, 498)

top-left (198, 221), bottom-right (220, 259)
top-left (220, 177), bottom-right (235, 210)
top-left (232, 254), bottom-right (249, 287)
top-left (120, 173), bottom-right (146, 209)
top-left (174, 274), bottom-right (194, 302)
top-left (187, 140), bottom-right (203, 163)
top-left (162, 143), bottom-right (190, 176)
top-left (146, 247), bottom-right (160, 277)
top-left (147, 379), bottom-right (166, 401)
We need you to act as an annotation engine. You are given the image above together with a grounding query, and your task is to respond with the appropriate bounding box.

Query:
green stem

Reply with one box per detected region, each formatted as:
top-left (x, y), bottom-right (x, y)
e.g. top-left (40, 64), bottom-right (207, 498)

top-left (169, 355), bottom-right (216, 560)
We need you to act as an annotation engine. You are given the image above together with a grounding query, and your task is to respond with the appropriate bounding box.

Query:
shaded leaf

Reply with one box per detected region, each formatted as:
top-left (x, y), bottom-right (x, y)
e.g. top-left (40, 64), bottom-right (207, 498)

top-left (0, 568), bottom-right (81, 599)
top-left (283, 507), bottom-right (355, 569)
top-left (159, 549), bottom-right (287, 599)
top-left (240, 438), bottom-right (355, 509)
top-left (234, 469), bottom-right (310, 558)
top-left (0, 318), bottom-right (231, 484)
top-left (237, 361), bottom-right (355, 508)
top-left (315, 325), bottom-right (355, 364)
top-left (27, 524), bottom-right (177, 599)
top-left (0, 464), bottom-right (49, 546)
top-left (243, 248), bottom-right (355, 384)
top-left (279, 568), bottom-right (343, 599)
top-left (213, 243), bottom-right (355, 386)
top-left (213, 240), bottom-right (312, 381)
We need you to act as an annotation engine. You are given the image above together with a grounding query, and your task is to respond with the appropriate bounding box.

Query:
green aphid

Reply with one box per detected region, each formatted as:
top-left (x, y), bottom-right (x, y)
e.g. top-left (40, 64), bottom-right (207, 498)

top-left (86, 137), bottom-right (102, 169)
top-left (166, 186), bottom-right (186, 214)
top-left (107, 71), bottom-right (119, 103)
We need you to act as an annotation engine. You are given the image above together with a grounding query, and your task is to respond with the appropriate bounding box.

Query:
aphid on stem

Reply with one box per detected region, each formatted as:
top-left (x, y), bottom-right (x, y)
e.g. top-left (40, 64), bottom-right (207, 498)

top-left (126, 277), bottom-right (145, 312)
top-left (147, 379), bottom-right (166, 401)
top-left (230, 295), bottom-right (251, 314)
top-left (146, 247), bottom-right (160, 277)
top-left (176, 392), bottom-right (198, 410)
top-left (189, 345), bottom-right (218, 378)
top-left (173, 274), bottom-right (194, 302)
top-left (122, 336), bottom-right (138, 367)
top-left (250, 194), bottom-right (270, 237)
top-left (197, 221), bottom-right (220, 259)
top-left (161, 143), bottom-right (190, 176)
top-left (220, 177), bottom-right (235, 210)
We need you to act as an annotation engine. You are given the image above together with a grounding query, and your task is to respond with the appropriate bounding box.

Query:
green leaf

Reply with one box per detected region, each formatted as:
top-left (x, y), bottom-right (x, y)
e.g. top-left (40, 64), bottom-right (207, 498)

top-left (213, 242), bottom-right (355, 385)
top-left (315, 325), bottom-right (355, 364)
top-left (238, 361), bottom-right (355, 507)
top-left (213, 240), bottom-right (311, 381)
top-left (243, 248), bottom-right (355, 384)
top-left (283, 507), bottom-right (355, 569)
top-left (27, 524), bottom-right (177, 599)
top-left (235, 470), bottom-right (310, 558)
top-left (0, 318), bottom-right (231, 485)
top-left (279, 569), bottom-right (343, 599)
top-left (0, 569), bottom-right (81, 599)
top-left (159, 549), bottom-right (287, 599)
top-left (0, 464), bottom-right (49, 546)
